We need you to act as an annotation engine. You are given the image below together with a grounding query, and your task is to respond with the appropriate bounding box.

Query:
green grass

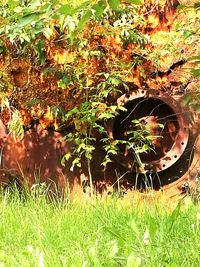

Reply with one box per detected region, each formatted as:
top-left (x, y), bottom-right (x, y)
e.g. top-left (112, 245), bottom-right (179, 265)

top-left (0, 188), bottom-right (200, 267)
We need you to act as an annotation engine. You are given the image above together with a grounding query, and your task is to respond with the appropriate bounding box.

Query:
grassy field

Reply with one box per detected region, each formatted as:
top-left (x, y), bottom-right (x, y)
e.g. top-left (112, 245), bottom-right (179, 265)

top-left (0, 188), bottom-right (199, 267)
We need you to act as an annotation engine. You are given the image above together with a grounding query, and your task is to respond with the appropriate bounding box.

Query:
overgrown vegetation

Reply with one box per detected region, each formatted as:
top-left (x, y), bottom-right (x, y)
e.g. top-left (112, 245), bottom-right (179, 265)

top-left (0, 186), bottom-right (199, 266)
top-left (0, 2), bottom-right (199, 265)
top-left (0, 0), bottom-right (199, 187)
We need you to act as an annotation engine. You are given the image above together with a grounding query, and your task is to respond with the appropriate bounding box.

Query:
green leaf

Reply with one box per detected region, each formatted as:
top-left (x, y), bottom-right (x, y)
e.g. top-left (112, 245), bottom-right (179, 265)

top-left (194, 2), bottom-right (200, 8)
top-left (98, 112), bottom-right (115, 120)
top-left (130, 219), bottom-right (140, 235)
top-left (0, 44), bottom-right (6, 61)
top-left (28, 0), bottom-right (41, 10)
top-left (26, 98), bottom-right (42, 108)
top-left (183, 93), bottom-right (193, 106)
top-left (70, 157), bottom-right (81, 171)
top-left (127, 252), bottom-right (141, 267)
top-left (101, 156), bottom-right (112, 167)
top-left (187, 55), bottom-right (200, 61)
top-left (61, 152), bottom-right (71, 166)
top-left (65, 108), bottom-right (79, 120)
top-left (35, 39), bottom-right (45, 65)
top-left (92, 0), bottom-right (106, 17)
top-left (183, 31), bottom-right (192, 39)
top-left (124, 0), bottom-right (143, 4)
top-left (108, 240), bottom-right (118, 259)
top-left (74, 0), bottom-right (91, 12)
top-left (109, 77), bottom-right (120, 86)
top-left (58, 4), bottom-right (73, 16)
top-left (107, 149), bottom-right (118, 155)
top-left (77, 10), bottom-right (93, 32)
top-left (17, 13), bottom-right (41, 28)
top-left (108, 0), bottom-right (120, 11)
top-left (8, 110), bottom-right (24, 142)
top-left (148, 216), bottom-right (157, 242)
top-left (7, 0), bottom-right (18, 9)
top-left (166, 263), bottom-right (178, 267)
top-left (43, 26), bottom-right (54, 40)
top-left (192, 104), bottom-right (200, 112)
top-left (135, 144), bottom-right (150, 154)
top-left (131, 119), bottom-right (140, 124)
top-left (168, 203), bottom-right (180, 232)
top-left (191, 69), bottom-right (200, 77)
top-left (176, 4), bottom-right (187, 9)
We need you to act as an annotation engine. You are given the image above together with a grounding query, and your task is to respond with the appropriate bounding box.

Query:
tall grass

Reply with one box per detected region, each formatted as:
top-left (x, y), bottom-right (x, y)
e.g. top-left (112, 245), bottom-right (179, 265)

top-left (0, 186), bottom-right (199, 267)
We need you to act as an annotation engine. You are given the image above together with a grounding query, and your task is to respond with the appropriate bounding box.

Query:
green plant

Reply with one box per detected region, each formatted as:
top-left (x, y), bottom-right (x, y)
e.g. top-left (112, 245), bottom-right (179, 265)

top-left (0, 0), bottom-right (199, 193)
top-left (0, 187), bottom-right (200, 266)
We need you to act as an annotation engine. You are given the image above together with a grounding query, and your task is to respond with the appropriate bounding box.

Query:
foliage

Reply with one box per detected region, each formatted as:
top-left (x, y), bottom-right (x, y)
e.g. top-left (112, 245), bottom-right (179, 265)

top-left (0, 187), bottom-right (200, 266)
top-left (8, 109), bottom-right (24, 141)
top-left (0, 0), bottom-right (199, 173)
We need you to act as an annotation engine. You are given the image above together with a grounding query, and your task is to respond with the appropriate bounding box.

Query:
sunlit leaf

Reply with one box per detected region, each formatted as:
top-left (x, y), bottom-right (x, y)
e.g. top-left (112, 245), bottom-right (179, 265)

top-left (58, 4), bottom-right (73, 16)
top-left (176, 4), bottom-right (187, 9)
top-left (127, 252), bottom-right (141, 267)
top-left (7, 0), bottom-right (18, 8)
top-left (29, 0), bottom-right (41, 10)
top-left (148, 216), bottom-right (157, 242)
top-left (191, 69), bottom-right (200, 77)
top-left (77, 10), bottom-right (93, 32)
top-left (108, 0), bottom-right (120, 11)
top-left (168, 203), bottom-right (181, 232)
top-left (8, 110), bottom-right (24, 142)
top-left (35, 39), bottom-right (45, 65)
top-left (124, 0), bottom-right (143, 5)
top-left (17, 13), bottom-right (41, 28)
top-left (187, 55), bottom-right (200, 61)
top-left (61, 152), bottom-right (71, 166)
top-left (108, 240), bottom-right (118, 259)
top-left (92, 0), bottom-right (106, 17)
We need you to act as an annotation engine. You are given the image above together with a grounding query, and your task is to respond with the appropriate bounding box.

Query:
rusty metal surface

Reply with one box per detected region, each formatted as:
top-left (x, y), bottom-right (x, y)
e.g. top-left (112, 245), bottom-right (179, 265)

top-left (163, 134), bottom-right (200, 198)
top-left (0, 89), bottom-right (199, 199)
top-left (110, 89), bottom-right (190, 173)
top-left (0, 121), bottom-right (79, 192)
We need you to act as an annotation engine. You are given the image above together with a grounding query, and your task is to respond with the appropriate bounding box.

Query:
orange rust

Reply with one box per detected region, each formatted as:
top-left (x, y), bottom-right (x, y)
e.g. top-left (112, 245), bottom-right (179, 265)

top-left (0, 1), bottom-right (199, 198)
top-left (0, 113), bottom-right (199, 199)
top-left (140, 0), bottom-right (180, 33)
top-left (0, 0), bottom-right (197, 130)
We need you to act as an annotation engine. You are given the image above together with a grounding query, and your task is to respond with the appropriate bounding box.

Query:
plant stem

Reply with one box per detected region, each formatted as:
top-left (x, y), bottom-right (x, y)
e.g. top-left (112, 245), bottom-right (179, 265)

top-left (86, 76), bottom-right (93, 197)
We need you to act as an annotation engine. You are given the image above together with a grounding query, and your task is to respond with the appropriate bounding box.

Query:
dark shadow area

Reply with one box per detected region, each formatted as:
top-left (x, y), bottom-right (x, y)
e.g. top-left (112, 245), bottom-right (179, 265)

top-left (113, 97), bottom-right (179, 163)
top-left (86, 132), bottom-right (197, 193)
top-left (0, 122), bottom-right (81, 194)
top-left (122, 133), bottom-right (197, 191)
top-left (0, 119), bottom-right (199, 196)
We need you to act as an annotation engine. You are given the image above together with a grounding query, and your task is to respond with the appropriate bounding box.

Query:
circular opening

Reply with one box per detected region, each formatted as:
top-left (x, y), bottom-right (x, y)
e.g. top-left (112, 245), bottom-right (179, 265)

top-left (113, 97), bottom-right (179, 164)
